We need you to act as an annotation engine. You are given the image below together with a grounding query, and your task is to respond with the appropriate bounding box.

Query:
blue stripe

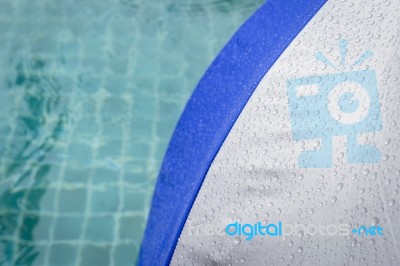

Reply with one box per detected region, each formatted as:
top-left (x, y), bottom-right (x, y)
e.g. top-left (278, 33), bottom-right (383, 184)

top-left (139, 0), bottom-right (327, 265)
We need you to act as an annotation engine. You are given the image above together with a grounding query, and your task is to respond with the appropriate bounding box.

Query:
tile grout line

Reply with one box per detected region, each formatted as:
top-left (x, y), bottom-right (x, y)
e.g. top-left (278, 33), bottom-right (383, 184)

top-left (42, 36), bottom-right (84, 266)
top-left (109, 14), bottom-right (137, 264)
top-left (74, 73), bottom-right (109, 266)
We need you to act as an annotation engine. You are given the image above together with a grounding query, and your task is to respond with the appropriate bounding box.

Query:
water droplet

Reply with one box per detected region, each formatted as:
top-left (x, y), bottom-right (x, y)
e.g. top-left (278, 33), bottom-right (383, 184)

top-left (389, 199), bottom-right (395, 206)
top-left (372, 217), bottom-right (379, 226)
top-left (371, 172), bottom-right (378, 180)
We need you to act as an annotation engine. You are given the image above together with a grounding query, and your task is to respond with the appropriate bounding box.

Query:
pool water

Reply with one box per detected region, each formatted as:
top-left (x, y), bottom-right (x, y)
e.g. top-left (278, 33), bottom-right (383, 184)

top-left (0, 0), bottom-right (263, 265)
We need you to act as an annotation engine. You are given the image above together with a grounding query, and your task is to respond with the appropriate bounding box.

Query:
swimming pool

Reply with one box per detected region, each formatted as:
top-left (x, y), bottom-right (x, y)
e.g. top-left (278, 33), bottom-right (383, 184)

top-left (0, 0), bottom-right (263, 265)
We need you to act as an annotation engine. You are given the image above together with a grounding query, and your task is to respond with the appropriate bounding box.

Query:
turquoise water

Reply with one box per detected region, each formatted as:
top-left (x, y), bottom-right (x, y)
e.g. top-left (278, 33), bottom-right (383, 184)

top-left (0, 0), bottom-right (263, 265)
